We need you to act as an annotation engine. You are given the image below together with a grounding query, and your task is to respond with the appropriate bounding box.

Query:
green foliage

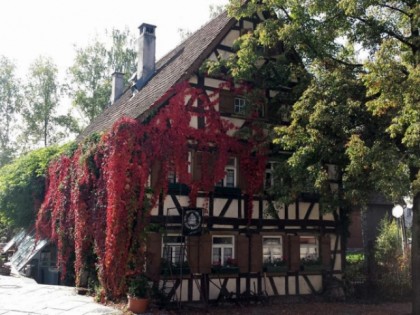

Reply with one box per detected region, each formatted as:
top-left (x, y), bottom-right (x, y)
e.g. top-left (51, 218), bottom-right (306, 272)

top-left (0, 144), bottom-right (71, 228)
top-left (127, 274), bottom-right (151, 298)
top-left (374, 215), bottom-right (411, 300)
top-left (228, 0), bottom-right (419, 209)
top-left (228, 1), bottom-right (419, 304)
top-left (346, 252), bottom-right (364, 265)
top-left (22, 56), bottom-right (79, 149)
top-left (375, 215), bottom-right (401, 263)
top-left (67, 28), bottom-right (136, 125)
top-left (0, 56), bottom-right (22, 166)
top-left (0, 214), bottom-right (13, 239)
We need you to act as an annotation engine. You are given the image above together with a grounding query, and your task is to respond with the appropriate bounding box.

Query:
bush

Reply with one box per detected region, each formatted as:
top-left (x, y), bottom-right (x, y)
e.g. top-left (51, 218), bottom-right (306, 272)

top-left (373, 215), bottom-right (411, 300)
top-left (344, 252), bottom-right (366, 298)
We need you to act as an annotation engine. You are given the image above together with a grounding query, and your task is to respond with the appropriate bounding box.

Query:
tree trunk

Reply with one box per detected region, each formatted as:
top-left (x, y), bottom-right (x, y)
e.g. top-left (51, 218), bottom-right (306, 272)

top-left (412, 191), bottom-right (420, 315)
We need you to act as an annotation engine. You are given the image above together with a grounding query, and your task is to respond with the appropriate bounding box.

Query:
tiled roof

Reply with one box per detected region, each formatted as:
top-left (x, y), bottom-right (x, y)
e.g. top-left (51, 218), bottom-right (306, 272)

top-left (78, 11), bottom-right (236, 140)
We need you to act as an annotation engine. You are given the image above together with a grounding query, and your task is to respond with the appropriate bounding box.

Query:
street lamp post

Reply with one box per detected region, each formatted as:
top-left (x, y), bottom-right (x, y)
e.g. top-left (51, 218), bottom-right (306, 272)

top-left (392, 205), bottom-right (405, 256)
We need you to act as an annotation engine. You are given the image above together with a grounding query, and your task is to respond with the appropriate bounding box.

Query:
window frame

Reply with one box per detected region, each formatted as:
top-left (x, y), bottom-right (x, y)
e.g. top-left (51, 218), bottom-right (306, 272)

top-left (216, 157), bottom-right (237, 188)
top-left (161, 235), bottom-right (186, 265)
top-left (234, 97), bottom-right (246, 114)
top-left (264, 162), bottom-right (277, 190)
top-left (299, 235), bottom-right (319, 260)
top-left (262, 236), bottom-right (283, 264)
top-left (212, 235), bottom-right (235, 266)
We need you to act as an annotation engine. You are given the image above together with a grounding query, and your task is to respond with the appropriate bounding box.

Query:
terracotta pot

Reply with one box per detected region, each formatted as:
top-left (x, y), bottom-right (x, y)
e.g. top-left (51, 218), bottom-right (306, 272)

top-left (127, 296), bottom-right (149, 314)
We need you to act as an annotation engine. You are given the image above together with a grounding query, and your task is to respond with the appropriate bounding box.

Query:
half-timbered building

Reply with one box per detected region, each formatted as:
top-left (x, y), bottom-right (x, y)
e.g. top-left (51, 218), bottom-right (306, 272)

top-left (79, 10), bottom-right (344, 304)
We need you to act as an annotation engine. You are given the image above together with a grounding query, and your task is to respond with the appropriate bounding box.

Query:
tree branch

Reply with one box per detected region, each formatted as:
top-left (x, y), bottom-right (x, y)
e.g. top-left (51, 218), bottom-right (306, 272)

top-left (378, 3), bottom-right (410, 17)
top-left (353, 16), bottom-right (414, 49)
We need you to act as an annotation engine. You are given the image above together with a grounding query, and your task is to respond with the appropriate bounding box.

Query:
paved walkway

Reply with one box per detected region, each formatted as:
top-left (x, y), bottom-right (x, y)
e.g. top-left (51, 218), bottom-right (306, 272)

top-left (0, 273), bottom-right (122, 315)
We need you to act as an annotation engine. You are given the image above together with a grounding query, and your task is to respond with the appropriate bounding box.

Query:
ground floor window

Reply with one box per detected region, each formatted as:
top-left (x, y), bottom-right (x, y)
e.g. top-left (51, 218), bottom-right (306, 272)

top-left (300, 235), bottom-right (319, 261)
top-left (212, 236), bottom-right (234, 266)
top-left (262, 236), bottom-right (283, 264)
top-left (162, 235), bottom-right (186, 265)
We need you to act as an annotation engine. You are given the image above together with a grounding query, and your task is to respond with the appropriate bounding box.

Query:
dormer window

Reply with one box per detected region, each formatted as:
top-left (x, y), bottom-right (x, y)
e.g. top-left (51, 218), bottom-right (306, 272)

top-left (234, 97), bottom-right (246, 114)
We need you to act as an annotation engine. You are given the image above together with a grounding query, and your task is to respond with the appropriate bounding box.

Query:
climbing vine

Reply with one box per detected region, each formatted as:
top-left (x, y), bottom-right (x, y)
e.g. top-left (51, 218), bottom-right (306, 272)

top-left (36, 81), bottom-right (268, 299)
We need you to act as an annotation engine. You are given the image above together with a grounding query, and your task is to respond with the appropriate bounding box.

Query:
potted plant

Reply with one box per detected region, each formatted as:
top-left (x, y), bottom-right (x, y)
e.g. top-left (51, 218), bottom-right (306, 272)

top-left (301, 255), bottom-right (322, 272)
top-left (127, 274), bottom-right (151, 314)
top-left (211, 257), bottom-right (239, 274)
top-left (263, 257), bottom-right (288, 273)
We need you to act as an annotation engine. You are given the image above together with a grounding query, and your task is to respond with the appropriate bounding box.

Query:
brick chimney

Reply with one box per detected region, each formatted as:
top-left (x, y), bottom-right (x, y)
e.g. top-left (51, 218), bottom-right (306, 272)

top-left (110, 71), bottom-right (124, 105)
top-left (134, 23), bottom-right (156, 89)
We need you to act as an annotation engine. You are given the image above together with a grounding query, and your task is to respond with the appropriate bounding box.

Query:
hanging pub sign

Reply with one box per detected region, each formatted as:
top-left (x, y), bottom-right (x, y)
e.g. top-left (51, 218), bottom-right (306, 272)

top-left (182, 207), bottom-right (202, 236)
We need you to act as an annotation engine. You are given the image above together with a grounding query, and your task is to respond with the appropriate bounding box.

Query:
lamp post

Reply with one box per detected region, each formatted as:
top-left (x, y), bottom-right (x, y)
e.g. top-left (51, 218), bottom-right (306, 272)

top-left (392, 205), bottom-right (405, 256)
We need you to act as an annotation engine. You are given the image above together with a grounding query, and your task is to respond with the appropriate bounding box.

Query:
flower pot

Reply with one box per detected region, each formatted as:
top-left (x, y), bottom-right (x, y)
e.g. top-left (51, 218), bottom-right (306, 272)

top-left (211, 266), bottom-right (239, 274)
top-left (303, 264), bottom-right (323, 272)
top-left (127, 296), bottom-right (149, 314)
top-left (264, 265), bottom-right (288, 273)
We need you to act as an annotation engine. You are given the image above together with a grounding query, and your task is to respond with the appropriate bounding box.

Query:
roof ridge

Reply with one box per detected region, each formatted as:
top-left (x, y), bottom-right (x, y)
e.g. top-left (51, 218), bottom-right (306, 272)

top-left (78, 10), bottom-right (235, 141)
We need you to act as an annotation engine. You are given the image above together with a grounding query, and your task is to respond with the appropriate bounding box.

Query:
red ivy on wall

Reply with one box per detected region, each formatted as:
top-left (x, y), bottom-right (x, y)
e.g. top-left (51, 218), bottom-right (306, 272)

top-left (36, 81), bottom-right (268, 299)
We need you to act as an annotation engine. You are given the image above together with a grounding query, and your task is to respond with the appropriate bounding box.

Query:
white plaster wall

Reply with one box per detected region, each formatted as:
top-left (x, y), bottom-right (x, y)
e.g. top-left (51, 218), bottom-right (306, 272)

top-left (204, 78), bottom-right (225, 89)
top-left (299, 275), bottom-right (322, 294)
top-left (263, 276), bottom-right (287, 295)
top-left (189, 116), bottom-right (198, 129)
top-left (334, 253), bottom-right (342, 271)
top-left (221, 30), bottom-right (239, 47)
top-left (323, 212), bottom-right (335, 221)
top-left (208, 52), bottom-right (218, 62)
top-left (288, 276), bottom-right (296, 295)
top-left (288, 203), bottom-right (296, 220)
top-left (208, 278), bottom-right (236, 300)
top-left (188, 76), bottom-right (198, 84)
top-left (213, 198), bottom-right (240, 218)
top-left (218, 49), bottom-right (235, 60)
top-left (243, 20), bottom-right (254, 30)
top-left (174, 279), bottom-right (190, 301)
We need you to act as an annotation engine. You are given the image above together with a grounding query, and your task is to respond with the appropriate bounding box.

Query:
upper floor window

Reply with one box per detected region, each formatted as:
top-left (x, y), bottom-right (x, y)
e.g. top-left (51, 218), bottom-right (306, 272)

top-left (212, 235), bottom-right (234, 266)
top-left (234, 97), bottom-right (246, 114)
top-left (187, 151), bottom-right (192, 174)
top-left (167, 170), bottom-right (177, 184)
top-left (216, 157), bottom-right (237, 188)
top-left (264, 162), bottom-right (276, 189)
top-left (167, 152), bottom-right (192, 184)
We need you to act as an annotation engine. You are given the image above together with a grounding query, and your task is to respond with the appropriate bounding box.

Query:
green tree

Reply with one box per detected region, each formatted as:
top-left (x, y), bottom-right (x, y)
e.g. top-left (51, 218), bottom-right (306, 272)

top-left (0, 144), bottom-right (72, 229)
top-left (67, 28), bottom-right (136, 125)
top-left (22, 56), bottom-right (77, 149)
top-left (0, 56), bottom-right (22, 166)
top-left (228, 0), bottom-right (419, 308)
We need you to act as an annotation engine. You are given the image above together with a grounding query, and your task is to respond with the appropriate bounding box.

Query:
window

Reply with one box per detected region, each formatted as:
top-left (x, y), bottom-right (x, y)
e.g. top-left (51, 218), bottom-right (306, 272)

top-left (168, 153), bottom-right (192, 183)
top-left (300, 236), bottom-right (319, 260)
top-left (187, 151), bottom-right (192, 174)
top-left (212, 236), bottom-right (234, 266)
top-left (162, 235), bottom-right (186, 264)
top-left (216, 157), bottom-right (237, 188)
top-left (167, 170), bottom-right (177, 184)
top-left (264, 162), bottom-right (276, 189)
top-left (234, 97), bottom-right (246, 114)
top-left (262, 236), bottom-right (283, 264)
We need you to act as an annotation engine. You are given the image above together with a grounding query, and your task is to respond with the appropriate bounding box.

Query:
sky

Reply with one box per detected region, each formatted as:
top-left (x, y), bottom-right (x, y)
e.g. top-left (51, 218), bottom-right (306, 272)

top-left (0, 0), bottom-right (229, 78)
